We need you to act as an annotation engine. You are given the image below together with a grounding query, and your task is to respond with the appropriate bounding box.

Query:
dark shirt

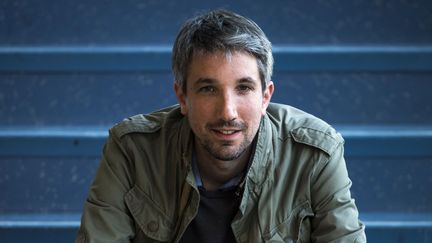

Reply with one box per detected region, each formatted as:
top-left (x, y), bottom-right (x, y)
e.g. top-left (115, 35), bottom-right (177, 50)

top-left (179, 153), bottom-right (246, 243)
top-left (180, 186), bottom-right (241, 243)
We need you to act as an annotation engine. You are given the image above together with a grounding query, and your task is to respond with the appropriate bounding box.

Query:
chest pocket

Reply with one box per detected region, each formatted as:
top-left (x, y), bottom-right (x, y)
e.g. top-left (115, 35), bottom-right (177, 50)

top-left (263, 201), bottom-right (314, 243)
top-left (125, 185), bottom-right (174, 242)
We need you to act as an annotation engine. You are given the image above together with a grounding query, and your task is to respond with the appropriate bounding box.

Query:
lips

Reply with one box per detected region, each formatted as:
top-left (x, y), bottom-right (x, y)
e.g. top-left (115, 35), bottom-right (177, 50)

top-left (207, 120), bottom-right (246, 140)
top-left (219, 130), bottom-right (237, 135)
top-left (211, 128), bottom-right (242, 140)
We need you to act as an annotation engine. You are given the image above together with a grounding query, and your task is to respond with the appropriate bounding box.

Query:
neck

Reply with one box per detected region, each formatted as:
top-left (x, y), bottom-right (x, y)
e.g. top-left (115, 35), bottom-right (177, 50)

top-left (195, 144), bottom-right (251, 191)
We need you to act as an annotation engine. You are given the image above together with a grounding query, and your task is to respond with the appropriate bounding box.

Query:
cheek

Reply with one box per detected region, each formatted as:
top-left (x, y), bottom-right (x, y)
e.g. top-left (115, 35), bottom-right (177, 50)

top-left (243, 97), bottom-right (265, 117)
top-left (240, 104), bottom-right (263, 124)
top-left (187, 105), bottom-right (210, 129)
top-left (187, 113), bottom-right (202, 136)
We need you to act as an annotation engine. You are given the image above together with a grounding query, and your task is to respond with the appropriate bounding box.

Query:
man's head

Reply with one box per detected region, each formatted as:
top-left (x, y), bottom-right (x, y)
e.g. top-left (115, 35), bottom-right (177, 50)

top-left (173, 10), bottom-right (274, 162)
top-left (172, 9), bottom-right (273, 94)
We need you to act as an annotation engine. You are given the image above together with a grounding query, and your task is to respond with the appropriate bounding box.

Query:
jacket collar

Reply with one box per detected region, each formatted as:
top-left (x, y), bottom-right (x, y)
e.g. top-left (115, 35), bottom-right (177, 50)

top-left (245, 114), bottom-right (274, 187)
top-left (237, 114), bottom-right (274, 216)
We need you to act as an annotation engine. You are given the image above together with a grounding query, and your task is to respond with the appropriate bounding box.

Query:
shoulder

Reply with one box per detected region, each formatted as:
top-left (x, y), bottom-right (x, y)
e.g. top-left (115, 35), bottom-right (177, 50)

top-left (266, 103), bottom-right (343, 156)
top-left (110, 105), bottom-right (183, 139)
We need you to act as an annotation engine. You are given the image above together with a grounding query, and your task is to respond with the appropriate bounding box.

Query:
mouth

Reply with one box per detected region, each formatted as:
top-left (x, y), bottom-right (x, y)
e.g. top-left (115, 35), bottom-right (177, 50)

top-left (207, 121), bottom-right (247, 141)
top-left (218, 130), bottom-right (238, 135)
top-left (212, 128), bottom-right (242, 139)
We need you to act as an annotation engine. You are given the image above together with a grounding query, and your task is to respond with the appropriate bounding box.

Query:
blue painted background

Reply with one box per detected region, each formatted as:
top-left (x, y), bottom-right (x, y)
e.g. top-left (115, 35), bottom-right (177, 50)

top-left (1, 1), bottom-right (432, 242)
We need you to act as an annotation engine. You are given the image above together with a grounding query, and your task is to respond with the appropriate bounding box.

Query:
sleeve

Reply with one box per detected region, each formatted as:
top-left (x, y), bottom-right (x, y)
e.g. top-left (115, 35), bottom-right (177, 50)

top-left (310, 142), bottom-right (367, 243)
top-left (75, 131), bottom-right (135, 243)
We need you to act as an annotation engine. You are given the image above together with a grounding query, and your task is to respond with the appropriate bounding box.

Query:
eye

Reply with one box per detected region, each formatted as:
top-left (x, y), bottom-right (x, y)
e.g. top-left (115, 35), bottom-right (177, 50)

top-left (237, 85), bottom-right (253, 93)
top-left (198, 86), bottom-right (216, 93)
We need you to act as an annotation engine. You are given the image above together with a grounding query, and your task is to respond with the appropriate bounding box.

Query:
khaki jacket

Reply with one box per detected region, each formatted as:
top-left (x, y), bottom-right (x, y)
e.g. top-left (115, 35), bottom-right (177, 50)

top-left (76, 103), bottom-right (366, 243)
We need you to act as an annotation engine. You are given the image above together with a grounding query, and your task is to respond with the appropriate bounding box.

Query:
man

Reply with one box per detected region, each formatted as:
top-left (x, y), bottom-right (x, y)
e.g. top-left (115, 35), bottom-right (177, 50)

top-left (76, 9), bottom-right (366, 243)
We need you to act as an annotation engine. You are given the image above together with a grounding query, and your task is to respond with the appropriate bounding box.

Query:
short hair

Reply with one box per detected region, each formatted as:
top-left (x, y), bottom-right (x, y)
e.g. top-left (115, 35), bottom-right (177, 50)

top-left (172, 9), bottom-right (273, 93)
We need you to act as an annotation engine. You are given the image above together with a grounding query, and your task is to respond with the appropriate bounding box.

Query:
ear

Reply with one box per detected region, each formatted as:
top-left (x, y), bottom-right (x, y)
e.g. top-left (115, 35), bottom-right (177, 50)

top-left (261, 81), bottom-right (274, 115)
top-left (174, 82), bottom-right (188, 115)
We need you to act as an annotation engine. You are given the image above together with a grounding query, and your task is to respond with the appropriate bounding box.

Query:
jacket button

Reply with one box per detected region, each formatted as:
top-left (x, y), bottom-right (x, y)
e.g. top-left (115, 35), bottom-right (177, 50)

top-left (147, 221), bottom-right (159, 232)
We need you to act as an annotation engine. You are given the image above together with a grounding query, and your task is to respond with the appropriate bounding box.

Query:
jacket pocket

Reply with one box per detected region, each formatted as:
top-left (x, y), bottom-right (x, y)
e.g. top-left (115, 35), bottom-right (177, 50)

top-left (125, 185), bottom-right (174, 242)
top-left (263, 201), bottom-right (314, 243)
top-left (295, 202), bottom-right (313, 243)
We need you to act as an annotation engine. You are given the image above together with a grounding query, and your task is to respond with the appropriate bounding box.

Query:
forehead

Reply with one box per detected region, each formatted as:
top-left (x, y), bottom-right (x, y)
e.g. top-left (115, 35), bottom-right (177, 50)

top-left (187, 51), bottom-right (260, 84)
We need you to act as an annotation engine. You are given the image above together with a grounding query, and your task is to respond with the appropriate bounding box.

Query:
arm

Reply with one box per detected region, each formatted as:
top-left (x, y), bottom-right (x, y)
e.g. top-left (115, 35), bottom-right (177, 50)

top-left (310, 142), bottom-right (366, 243)
top-left (75, 131), bottom-right (135, 243)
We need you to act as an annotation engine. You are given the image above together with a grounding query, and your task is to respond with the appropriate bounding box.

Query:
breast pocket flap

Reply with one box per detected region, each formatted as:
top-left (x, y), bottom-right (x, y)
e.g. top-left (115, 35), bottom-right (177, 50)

top-left (125, 185), bottom-right (174, 242)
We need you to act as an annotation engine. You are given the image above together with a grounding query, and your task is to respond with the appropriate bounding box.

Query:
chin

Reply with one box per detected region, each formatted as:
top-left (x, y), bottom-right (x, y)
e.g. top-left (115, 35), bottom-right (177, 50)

top-left (211, 147), bottom-right (246, 161)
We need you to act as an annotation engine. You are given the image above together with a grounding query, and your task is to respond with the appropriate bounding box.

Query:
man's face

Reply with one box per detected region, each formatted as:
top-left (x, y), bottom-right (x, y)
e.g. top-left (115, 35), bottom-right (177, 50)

top-left (175, 51), bottom-right (274, 161)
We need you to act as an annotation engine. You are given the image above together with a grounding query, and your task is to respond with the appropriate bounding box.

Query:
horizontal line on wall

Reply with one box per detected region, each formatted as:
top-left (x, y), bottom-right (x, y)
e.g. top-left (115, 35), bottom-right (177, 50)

top-left (0, 126), bottom-right (431, 157)
top-left (0, 220), bottom-right (80, 228)
top-left (361, 213), bottom-right (432, 228)
top-left (1, 45), bottom-right (432, 72)
top-left (1, 213), bottom-right (431, 229)
top-left (0, 214), bottom-right (81, 228)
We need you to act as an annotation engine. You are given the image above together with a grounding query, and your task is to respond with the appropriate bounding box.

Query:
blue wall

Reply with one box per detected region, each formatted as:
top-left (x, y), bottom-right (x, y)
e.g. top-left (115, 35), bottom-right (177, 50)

top-left (1, 1), bottom-right (432, 242)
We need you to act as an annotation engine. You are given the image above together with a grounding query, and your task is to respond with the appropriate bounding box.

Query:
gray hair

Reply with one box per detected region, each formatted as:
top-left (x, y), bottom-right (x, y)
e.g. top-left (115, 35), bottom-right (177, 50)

top-left (172, 9), bottom-right (273, 93)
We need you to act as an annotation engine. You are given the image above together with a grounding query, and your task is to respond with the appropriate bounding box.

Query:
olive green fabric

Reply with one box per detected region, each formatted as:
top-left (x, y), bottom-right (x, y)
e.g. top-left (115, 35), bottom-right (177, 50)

top-left (76, 103), bottom-right (366, 243)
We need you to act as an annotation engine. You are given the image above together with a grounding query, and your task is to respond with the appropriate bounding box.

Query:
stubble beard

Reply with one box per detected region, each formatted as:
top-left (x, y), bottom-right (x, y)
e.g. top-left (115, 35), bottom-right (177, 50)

top-left (201, 136), bottom-right (252, 161)
top-left (192, 118), bottom-right (260, 161)
top-left (199, 119), bottom-right (253, 161)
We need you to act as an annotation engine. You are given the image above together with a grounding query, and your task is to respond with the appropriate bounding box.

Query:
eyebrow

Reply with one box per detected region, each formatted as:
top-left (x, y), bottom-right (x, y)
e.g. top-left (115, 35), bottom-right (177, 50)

top-left (238, 77), bottom-right (258, 86)
top-left (193, 78), bottom-right (216, 86)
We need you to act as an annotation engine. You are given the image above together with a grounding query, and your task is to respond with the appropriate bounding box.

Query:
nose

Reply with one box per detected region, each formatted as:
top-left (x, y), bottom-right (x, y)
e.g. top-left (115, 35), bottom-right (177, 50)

top-left (219, 91), bottom-right (238, 122)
